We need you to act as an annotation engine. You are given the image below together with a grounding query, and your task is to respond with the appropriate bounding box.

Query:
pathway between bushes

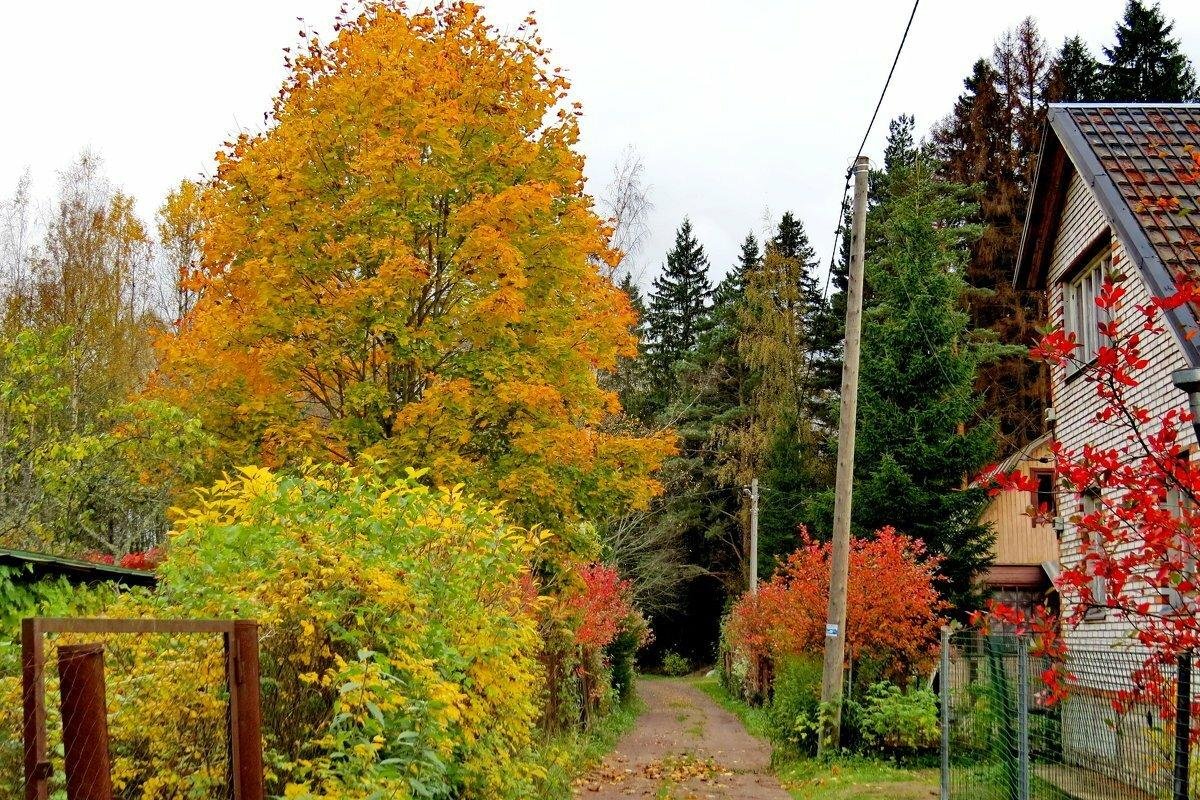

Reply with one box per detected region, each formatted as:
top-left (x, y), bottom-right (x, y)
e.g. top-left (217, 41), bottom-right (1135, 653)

top-left (574, 677), bottom-right (791, 799)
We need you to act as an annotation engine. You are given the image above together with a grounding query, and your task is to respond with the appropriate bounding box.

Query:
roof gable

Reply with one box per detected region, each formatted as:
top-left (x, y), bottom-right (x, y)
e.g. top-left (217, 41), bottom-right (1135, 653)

top-left (1015, 104), bottom-right (1200, 368)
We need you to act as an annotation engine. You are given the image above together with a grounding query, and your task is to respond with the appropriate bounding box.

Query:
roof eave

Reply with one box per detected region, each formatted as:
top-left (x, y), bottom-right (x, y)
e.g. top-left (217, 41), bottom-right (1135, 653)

top-left (0, 548), bottom-right (158, 588)
top-left (1050, 107), bottom-right (1200, 369)
top-left (1013, 118), bottom-right (1065, 290)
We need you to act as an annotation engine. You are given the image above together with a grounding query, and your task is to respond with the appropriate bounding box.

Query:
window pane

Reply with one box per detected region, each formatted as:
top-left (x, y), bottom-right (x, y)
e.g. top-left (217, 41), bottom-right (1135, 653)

top-left (1035, 471), bottom-right (1055, 514)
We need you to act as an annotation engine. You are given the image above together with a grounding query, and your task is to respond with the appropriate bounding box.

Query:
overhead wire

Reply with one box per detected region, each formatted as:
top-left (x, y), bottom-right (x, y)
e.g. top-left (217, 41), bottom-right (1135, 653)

top-left (822, 0), bottom-right (921, 300)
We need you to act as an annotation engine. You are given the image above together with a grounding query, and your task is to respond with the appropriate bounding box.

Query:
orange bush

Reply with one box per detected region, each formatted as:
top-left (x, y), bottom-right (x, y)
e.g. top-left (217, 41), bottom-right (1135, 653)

top-left (727, 527), bottom-right (946, 677)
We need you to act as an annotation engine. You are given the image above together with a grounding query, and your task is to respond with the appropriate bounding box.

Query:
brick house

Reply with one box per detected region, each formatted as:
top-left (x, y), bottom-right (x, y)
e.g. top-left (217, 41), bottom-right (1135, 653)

top-left (1014, 103), bottom-right (1200, 792)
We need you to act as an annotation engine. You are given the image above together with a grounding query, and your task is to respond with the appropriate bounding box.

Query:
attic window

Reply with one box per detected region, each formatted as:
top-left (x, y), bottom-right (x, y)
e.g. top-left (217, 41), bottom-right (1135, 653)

top-left (1063, 248), bottom-right (1111, 370)
top-left (1030, 468), bottom-right (1055, 518)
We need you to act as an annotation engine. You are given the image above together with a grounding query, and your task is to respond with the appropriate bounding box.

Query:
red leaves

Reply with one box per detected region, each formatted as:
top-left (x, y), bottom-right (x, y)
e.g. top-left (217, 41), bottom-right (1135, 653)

top-left (568, 563), bottom-right (641, 650)
top-left (726, 527), bottom-right (946, 679)
top-left (85, 547), bottom-right (163, 571)
top-left (1029, 328), bottom-right (1078, 365)
top-left (997, 265), bottom-right (1200, 727)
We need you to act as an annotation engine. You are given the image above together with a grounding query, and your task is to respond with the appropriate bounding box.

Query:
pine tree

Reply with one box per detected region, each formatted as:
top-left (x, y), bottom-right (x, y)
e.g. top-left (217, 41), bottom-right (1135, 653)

top-left (854, 154), bottom-right (997, 613)
top-left (646, 221), bottom-right (711, 374)
top-left (1103, 0), bottom-right (1198, 102)
top-left (1047, 36), bottom-right (1103, 102)
top-left (644, 219), bottom-right (712, 413)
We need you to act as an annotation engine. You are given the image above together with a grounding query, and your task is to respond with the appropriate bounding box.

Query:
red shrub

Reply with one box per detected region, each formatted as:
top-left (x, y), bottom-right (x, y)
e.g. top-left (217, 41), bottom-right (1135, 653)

top-left (85, 547), bottom-right (163, 571)
top-left (568, 563), bottom-right (639, 650)
top-left (727, 527), bottom-right (946, 676)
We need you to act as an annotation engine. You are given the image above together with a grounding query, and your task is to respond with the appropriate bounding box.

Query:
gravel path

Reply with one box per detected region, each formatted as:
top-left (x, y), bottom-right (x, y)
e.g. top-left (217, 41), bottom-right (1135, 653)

top-left (574, 677), bottom-right (792, 799)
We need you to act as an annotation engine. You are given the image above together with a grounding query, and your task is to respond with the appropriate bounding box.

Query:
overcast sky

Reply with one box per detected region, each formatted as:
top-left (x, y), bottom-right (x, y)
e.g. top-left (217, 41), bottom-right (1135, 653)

top-left (3, 1), bottom-right (1198, 287)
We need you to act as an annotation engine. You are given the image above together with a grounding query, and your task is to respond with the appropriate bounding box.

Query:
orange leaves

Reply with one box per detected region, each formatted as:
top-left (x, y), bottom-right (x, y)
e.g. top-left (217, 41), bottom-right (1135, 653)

top-left (727, 528), bottom-right (947, 678)
top-left (151, 4), bottom-right (665, 530)
top-left (1133, 194), bottom-right (1183, 213)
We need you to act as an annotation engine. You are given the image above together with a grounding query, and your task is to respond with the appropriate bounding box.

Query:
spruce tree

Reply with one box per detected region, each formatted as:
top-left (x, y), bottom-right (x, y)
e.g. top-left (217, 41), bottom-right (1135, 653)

top-left (935, 37), bottom-right (1050, 452)
top-left (1047, 36), bottom-right (1103, 102)
top-left (643, 232), bottom-right (755, 656)
top-left (993, 18), bottom-right (1049, 176)
top-left (855, 153), bottom-right (997, 613)
top-left (771, 212), bottom-right (825, 363)
top-left (644, 218), bottom-right (712, 413)
top-left (1103, 0), bottom-right (1198, 102)
top-left (712, 233), bottom-right (758, 312)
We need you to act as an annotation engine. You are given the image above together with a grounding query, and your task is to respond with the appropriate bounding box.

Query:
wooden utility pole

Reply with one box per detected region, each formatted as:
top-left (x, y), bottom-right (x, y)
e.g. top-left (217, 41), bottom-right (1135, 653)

top-left (818, 155), bottom-right (870, 755)
top-left (748, 478), bottom-right (759, 595)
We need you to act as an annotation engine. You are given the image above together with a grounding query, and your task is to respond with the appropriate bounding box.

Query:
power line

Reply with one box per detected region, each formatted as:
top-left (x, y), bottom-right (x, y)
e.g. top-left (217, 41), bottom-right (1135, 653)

top-left (854, 0), bottom-right (921, 166)
top-left (822, 0), bottom-right (921, 300)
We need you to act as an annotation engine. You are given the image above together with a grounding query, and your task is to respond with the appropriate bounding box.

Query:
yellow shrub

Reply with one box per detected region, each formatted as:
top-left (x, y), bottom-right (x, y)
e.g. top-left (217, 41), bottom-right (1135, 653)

top-left (154, 464), bottom-right (548, 798)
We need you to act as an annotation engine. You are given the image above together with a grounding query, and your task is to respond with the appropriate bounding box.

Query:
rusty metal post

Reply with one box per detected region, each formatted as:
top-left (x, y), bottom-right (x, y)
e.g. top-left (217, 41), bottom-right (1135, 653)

top-left (230, 621), bottom-right (265, 800)
top-left (56, 644), bottom-right (113, 800)
top-left (22, 619), bottom-right (48, 800)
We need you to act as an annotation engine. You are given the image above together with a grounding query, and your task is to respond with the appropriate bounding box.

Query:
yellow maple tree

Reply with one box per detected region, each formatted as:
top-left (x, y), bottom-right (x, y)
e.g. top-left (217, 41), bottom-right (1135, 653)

top-left (152, 1), bottom-right (671, 527)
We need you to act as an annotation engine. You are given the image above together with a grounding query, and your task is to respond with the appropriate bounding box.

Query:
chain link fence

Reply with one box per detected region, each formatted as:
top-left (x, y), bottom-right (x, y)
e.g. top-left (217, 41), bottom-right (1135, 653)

top-left (941, 630), bottom-right (1196, 800)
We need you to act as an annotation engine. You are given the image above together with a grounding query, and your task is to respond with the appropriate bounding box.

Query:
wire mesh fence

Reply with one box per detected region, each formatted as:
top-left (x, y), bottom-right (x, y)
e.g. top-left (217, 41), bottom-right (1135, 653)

top-left (942, 630), bottom-right (1195, 800)
top-left (2, 618), bottom-right (263, 800)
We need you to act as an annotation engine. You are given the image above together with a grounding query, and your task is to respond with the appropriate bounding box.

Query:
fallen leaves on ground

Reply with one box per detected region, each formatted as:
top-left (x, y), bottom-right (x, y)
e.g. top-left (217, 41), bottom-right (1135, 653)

top-left (575, 753), bottom-right (735, 794)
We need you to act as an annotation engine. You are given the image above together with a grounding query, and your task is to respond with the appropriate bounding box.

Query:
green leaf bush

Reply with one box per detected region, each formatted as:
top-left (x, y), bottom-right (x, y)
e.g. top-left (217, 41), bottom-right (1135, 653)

top-left (660, 650), bottom-right (691, 677)
top-left (857, 681), bottom-right (940, 756)
top-left (766, 656), bottom-right (824, 754)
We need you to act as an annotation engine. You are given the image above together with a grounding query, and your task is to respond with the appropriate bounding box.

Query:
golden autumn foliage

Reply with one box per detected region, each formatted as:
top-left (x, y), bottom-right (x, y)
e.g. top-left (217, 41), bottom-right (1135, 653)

top-left (152, 1), bottom-right (671, 527)
top-left (0, 465), bottom-right (556, 799)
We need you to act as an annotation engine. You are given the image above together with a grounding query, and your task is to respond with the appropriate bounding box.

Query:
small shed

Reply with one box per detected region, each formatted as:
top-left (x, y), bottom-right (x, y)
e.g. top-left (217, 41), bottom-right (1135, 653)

top-left (0, 548), bottom-right (157, 590)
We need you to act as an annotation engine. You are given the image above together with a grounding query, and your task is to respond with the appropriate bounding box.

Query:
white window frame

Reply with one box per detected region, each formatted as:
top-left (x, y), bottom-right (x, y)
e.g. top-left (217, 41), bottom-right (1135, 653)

top-left (1081, 492), bottom-right (1107, 621)
top-left (1162, 454), bottom-right (1196, 614)
top-left (1063, 249), bottom-right (1111, 372)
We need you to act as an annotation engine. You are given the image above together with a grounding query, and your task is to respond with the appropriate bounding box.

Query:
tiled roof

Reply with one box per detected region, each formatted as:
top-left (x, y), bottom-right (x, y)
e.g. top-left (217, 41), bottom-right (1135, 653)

top-left (1068, 105), bottom-right (1200, 279)
top-left (1016, 104), bottom-right (1200, 368)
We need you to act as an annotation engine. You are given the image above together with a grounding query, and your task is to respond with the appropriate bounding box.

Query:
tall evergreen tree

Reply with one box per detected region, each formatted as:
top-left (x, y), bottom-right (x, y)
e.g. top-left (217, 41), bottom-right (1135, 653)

top-left (993, 18), bottom-right (1049, 177)
top-left (934, 25), bottom-right (1051, 452)
top-left (712, 233), bottom-right (758, 312)
top-left (640, 233), bottom-right (756, 659)
top-left (644, 218), bottom-right (712, 412)
top-left (771, 212), bottom-right (825, 366)
top-left (1103, 0), bottom-right (1198, 102)
top-left (855, 153), bottom-right (998, 613)
top-left (1047, 36), bottom-right (1104, 102)
top-left (738, 215), bottom-right (832, 573)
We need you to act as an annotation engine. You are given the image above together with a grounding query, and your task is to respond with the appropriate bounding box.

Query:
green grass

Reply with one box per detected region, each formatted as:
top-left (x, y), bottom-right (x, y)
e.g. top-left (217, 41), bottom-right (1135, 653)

top-left (532, 692), bottom-right (644, 799)
top-left (695, 676), bottom-right (939, 800)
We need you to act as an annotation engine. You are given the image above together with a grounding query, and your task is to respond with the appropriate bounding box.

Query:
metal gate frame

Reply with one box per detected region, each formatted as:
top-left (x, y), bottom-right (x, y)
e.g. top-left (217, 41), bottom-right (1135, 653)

top-left (21, 617), bottom-right (265, 800)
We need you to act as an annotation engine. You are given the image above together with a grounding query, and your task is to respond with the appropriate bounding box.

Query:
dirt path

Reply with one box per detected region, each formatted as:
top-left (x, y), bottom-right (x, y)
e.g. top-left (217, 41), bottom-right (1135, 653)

top-left (574, 677), bottom-right (791, 799)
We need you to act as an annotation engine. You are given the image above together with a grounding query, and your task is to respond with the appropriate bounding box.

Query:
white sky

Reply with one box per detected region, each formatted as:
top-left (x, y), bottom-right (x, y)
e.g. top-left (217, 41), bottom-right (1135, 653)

top-left (3, 0), bottom-right (1198, 287)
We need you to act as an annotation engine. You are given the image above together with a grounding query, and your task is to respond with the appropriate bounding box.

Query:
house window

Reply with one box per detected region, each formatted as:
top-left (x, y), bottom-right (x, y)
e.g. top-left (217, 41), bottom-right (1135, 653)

top-left (1030, 468), bottom-right (1056, 519)
top-left (1063, 249), bottom-right (1111, 369)
top-left (1162, 453), bottom-right (1196, 613)
top-left (1081, 491), bottom-right (1107, 621)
